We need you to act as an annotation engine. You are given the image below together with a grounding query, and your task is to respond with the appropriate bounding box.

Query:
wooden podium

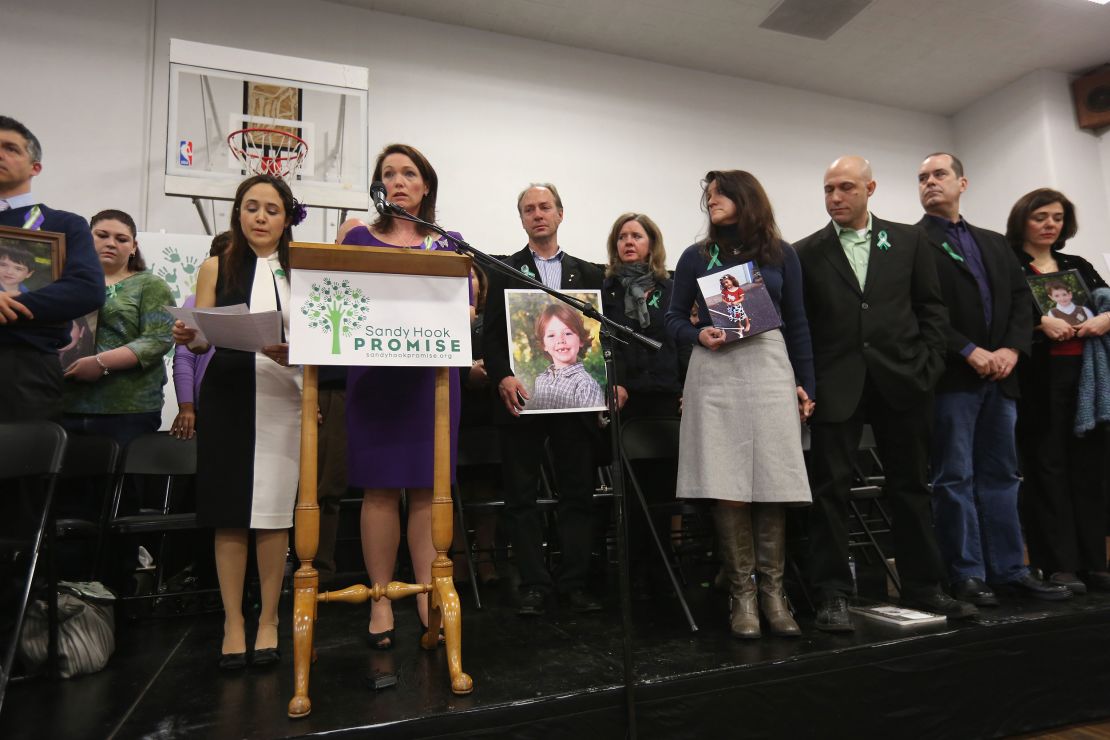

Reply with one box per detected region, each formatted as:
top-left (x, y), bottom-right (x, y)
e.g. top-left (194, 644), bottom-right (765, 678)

top-left (285, 242), bottom-right (474, 719)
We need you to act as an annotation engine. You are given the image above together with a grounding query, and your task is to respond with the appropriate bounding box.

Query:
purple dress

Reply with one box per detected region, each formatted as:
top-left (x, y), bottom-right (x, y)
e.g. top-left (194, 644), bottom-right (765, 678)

top-left (341, 227), bottom-right (467, 488)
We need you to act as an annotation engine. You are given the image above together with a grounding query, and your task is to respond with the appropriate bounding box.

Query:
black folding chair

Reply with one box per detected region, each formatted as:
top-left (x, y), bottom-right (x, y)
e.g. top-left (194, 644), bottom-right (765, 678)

top-left (848, 426), bottom-right (900, 595)
top-left (56, 435), bottom-right (121, 581)
top-left (108, 433), bottom-right (217, 612)
top-left (619, 416), bottom-right (698, 632)
top-left (0, 421), bottom-right (67, 713)
top-left (452, 425), bottom-right (503, 609)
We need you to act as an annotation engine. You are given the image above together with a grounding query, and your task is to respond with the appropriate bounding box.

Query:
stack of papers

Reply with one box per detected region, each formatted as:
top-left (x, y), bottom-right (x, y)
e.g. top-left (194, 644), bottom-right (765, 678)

top-left (167, 304), bottom-right (282, 353)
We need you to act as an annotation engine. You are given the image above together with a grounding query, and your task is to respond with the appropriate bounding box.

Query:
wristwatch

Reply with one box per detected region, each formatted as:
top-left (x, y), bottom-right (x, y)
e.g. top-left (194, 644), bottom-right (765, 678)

top-left (94, 354), bottom-right (111, 376)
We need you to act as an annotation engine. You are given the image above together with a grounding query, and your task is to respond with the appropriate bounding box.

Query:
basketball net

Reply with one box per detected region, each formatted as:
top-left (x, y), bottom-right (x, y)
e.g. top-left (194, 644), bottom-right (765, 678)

top-left (227, 127), bottom-right (308, 181)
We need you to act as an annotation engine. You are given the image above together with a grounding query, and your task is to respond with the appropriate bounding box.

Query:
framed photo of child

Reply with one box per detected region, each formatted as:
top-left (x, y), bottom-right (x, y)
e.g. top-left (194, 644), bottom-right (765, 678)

top-left (0, 226), bottom-right (66, 295)
top-left (1026, 269), bottom-right (1093, 327)
top-left (696, 261), bottom-right (782, 343)
top-left (504, 289), bottom-right (607, 414)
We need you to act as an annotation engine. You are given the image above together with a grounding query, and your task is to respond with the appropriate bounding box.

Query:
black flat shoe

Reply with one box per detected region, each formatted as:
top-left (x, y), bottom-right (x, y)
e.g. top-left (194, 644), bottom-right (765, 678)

top-left (250, 647), bottom-right (280, 667)
top-left (998, 574), bottom-right (1073, 601)
top-left (815, 596), bottom-right (855, 633)
top-left (218, 652), bottom-right (247, 671)
top-left (901, 588), bottom-right (978, 619)
top-left (951, 577), bottom-right (999, 607)
top-left (367, 629), bottom-right (395, 650)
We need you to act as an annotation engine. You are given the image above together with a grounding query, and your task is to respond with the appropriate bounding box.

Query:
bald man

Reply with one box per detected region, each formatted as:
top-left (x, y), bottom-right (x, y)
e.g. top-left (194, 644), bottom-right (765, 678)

top-left (794, 156), bottom-right (974, 631)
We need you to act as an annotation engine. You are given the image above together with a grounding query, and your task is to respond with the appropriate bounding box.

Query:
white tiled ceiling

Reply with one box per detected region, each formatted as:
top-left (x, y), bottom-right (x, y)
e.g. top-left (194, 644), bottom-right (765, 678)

top-left (325, 0), bottom-right (1110, 114)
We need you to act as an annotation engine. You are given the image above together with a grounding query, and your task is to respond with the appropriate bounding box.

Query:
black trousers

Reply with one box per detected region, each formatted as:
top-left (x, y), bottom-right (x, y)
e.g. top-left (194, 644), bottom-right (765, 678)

top-left (0, 344), bottom-right (63, 422)
top-left (1017, 354), bottom-right (1108, 573)
top-left (806, 378), bottom-right (946, 600)
top-left (498, 413), bottom-right (598, 593)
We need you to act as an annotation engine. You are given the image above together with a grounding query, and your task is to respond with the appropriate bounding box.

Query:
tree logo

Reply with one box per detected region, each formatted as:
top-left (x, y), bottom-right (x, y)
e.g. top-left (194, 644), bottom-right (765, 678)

top-left (300, 277), bottom-right (371, 354)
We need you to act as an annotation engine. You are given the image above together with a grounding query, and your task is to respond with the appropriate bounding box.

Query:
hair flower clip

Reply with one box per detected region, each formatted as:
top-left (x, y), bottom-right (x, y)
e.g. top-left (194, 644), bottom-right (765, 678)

top-left (290, 198), bottom-right (308, 226)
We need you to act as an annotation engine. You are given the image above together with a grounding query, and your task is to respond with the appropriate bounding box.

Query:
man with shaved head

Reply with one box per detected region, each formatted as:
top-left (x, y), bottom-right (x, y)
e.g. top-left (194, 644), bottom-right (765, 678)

top-left (794, 156), bottom-right (974, 631)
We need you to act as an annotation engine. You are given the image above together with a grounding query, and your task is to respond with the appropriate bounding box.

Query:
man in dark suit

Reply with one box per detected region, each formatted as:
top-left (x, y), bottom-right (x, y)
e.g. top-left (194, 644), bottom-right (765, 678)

top-left (795, 155), bottom-right (975, 631)
top-left (0, 115), bottom-right (103, 421)
top-left (916, 152), bottom-right (1070, 604)
top-left (481, 183), bottom-right (605, 615)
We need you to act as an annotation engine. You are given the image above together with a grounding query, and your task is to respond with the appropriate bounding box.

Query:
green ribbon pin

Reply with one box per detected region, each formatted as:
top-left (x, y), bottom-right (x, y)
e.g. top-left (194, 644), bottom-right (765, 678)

top-left (940, 241), bottom-right (964, 263)
top-left (520, 265), bottom-right (536, 279)
top-left (876, 230), bottom-right (892, 251)
top-left (274, 268), bottom-right (287, 279)
top-left (707, 244), bottom-right (723, 270)
top-left (647, 291), bottom-right (661, 309)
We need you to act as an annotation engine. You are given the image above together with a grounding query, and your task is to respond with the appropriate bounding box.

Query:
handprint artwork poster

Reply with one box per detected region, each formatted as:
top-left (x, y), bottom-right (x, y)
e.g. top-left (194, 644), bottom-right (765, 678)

top-left (137, 232), bottom-right (216, 305)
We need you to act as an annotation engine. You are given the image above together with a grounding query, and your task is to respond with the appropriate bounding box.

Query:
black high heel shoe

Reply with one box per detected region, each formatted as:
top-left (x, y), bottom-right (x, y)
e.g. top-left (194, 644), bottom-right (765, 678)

top-left (367, 629), bottom-right (395, 650)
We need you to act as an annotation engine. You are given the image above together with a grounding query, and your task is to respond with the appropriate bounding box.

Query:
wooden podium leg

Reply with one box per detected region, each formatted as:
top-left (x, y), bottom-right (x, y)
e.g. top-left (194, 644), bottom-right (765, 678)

top-left (288, 567), bottom-right (318, 718)
top-left (289, 366), bottom-right (320, 719)
top-left (429, 575), bottom-right (472, 694)
top-left (426, 367), bottom-right (473, 695)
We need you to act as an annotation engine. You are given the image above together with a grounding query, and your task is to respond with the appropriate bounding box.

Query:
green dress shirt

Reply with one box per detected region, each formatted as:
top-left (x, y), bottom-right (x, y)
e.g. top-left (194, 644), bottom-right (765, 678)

top-left (835, 213), bottom-right (872, 290)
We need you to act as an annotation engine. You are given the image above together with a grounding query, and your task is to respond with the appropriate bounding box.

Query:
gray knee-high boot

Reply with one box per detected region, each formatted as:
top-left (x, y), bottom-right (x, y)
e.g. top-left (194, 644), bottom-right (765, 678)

top-left (752, 503), bottom-right (801, 637)
top-left (714, 504), bottom-right (760, 639)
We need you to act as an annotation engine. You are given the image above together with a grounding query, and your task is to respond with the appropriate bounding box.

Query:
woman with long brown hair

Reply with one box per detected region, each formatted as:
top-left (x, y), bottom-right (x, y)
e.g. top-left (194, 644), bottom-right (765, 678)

top-left (664, 170), bottom-right (815, 639)
top-left (172, 173), bottom-right (304, 669)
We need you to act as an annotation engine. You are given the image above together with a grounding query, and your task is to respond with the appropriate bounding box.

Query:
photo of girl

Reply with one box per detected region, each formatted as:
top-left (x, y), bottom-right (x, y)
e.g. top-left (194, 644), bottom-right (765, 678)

top-left (719, 274), bottom-right (751, 335)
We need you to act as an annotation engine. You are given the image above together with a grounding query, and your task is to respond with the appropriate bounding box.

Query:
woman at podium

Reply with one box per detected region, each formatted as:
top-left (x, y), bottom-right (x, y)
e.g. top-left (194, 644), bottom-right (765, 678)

top-left (339, 143), bottom-right (469, 649)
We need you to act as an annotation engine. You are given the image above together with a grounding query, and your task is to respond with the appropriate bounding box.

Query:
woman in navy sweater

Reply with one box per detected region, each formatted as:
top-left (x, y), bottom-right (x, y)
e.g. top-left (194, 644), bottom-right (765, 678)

top-left (665, 170), bottom-right (815, 639)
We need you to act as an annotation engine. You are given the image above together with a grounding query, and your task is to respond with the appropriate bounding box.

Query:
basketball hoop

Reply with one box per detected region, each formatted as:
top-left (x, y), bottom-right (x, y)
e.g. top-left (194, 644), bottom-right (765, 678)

top-left (227, 127), bottom-right (308, 180)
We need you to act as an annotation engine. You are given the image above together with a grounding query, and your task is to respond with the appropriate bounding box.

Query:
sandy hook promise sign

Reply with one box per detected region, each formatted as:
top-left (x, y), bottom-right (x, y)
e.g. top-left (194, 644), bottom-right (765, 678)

top-left (288, 271), bottom-right (471, 366)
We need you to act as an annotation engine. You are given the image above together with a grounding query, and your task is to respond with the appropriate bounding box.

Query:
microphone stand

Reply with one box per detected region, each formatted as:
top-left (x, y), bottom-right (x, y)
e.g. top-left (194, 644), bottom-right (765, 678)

top-left (382, 201), bottom-right (656, 739)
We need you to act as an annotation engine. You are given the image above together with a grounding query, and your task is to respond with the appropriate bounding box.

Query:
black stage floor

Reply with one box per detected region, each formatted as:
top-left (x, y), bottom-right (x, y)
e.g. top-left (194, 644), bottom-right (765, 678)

top-left (3, 575), bottom-right (1110, 739)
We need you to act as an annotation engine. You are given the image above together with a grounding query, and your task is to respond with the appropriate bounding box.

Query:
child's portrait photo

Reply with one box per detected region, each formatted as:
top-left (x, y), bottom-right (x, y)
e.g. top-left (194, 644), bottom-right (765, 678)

top-left (696, 261), bottom-right (781, 343)
top-left (1027, 269), bottom-right (1093, 326)
top-left (504, 289), bottom-right (607, 414)
top-left (0, 226), bottom-right (66, 293)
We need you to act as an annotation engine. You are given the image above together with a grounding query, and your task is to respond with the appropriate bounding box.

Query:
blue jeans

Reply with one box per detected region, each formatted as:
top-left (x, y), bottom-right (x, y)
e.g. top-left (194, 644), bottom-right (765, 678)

top-left (930, 383), bottom-right (1028, 585)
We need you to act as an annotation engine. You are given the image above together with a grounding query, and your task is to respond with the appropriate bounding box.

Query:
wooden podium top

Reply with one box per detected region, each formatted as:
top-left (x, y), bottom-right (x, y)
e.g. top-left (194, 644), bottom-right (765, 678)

top-left (290, 241), bottom-right (471, 278)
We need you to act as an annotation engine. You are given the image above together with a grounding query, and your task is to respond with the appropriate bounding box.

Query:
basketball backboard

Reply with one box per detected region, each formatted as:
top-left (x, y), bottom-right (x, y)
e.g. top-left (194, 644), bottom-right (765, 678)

top-left (165, 39), bottom-right (369, 210)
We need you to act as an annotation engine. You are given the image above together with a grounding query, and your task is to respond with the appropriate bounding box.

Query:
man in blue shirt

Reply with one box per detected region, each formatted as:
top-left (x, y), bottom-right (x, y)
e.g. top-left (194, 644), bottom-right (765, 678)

top-left (0, 116), bottom-right (104, 421)
top-left (916, 152), bottom-right (1070, 604)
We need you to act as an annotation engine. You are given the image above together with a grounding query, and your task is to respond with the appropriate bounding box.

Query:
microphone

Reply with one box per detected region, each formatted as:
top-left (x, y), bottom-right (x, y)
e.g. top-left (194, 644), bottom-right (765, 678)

top-left (370, 181), bottom-right (390, 215)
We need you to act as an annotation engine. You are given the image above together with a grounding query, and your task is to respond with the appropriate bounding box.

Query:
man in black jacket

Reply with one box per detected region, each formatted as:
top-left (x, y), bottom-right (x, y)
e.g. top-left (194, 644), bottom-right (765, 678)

top-left (481, 183), bottom-right (605, 615)
top-left (916, 152), bottom-right (1069, 604)
top-left (795, 155), bottom-right (975, 631)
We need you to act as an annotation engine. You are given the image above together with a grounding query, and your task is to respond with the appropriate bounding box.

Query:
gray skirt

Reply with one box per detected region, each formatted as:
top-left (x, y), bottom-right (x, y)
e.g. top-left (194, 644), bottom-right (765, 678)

top-left (677, 329), bottom-right (811, 504)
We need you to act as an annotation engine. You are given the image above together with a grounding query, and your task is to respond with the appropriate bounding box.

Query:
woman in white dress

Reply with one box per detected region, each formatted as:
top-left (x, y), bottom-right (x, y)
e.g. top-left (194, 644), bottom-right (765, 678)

top-left (172, 174), bottom-right (304, 669)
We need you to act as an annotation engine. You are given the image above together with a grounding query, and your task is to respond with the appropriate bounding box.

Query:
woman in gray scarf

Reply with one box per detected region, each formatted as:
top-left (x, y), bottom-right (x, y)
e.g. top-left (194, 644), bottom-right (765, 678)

top-left (601, 213), bottom-right (690, 421)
